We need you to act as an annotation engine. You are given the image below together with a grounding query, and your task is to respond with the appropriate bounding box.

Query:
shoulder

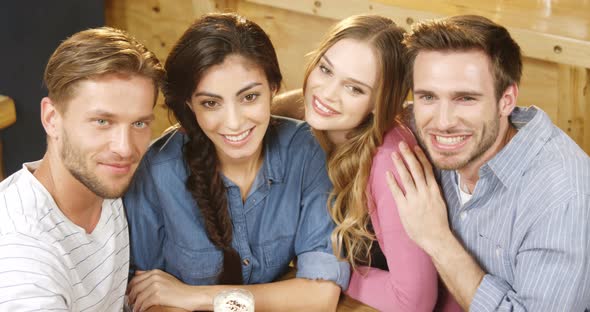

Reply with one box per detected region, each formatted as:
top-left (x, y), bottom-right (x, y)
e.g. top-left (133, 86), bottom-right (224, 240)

top-left (525, 125), bottom-right (590, 195)
top-left (0, 167), bottom-right (55, 236)
top-left (373, 123), bottom-right (417, 169)
top-left (142, 129), bottom-right (186, 167)
top-left (268, 116), bottom-right (323, 156)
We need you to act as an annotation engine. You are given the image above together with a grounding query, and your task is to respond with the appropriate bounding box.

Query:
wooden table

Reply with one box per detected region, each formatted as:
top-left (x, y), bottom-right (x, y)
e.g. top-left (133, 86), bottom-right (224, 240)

top-left (0, 95), bottom-right (16, 180)
top-left (146, 293), bottom-right (377, 311)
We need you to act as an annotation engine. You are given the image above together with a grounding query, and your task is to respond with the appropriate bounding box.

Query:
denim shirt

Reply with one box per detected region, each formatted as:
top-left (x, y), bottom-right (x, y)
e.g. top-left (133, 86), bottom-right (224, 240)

top-left (124, 117), bottom-right (350, 289)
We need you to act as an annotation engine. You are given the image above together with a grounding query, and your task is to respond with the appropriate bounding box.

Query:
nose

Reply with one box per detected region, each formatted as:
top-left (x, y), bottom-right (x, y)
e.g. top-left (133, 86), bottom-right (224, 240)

top-left (435, 101), bottom-right (458, 131)
top-left (225, 102), bottom-right (243, 131)
top-left (111, 127), bottom-right (134, 159)
top-left (320, 77), bottom-right (339, 102)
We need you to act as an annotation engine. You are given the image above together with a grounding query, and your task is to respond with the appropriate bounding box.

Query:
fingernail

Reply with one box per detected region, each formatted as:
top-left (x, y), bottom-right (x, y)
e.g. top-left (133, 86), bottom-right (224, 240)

top-left (399, 142), bottom-right (408, 150)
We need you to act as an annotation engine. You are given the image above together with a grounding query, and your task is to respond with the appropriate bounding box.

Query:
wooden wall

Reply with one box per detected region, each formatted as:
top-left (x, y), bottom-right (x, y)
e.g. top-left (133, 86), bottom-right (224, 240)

top-left (105, 0), bottom-right (590, 154)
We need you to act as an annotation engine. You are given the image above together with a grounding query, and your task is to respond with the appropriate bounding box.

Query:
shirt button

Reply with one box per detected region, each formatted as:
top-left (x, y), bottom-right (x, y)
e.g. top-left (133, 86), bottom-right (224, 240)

top-left (460, 211), bottom-right (468, 220)
top-left (242, 258), bottom-right (250, 266)
top-left (496, 247), bottom-right (502, 257)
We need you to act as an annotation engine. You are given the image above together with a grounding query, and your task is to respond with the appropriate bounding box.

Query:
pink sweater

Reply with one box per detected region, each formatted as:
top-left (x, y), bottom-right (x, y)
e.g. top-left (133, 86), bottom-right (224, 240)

top-left (345, 125), bottom-right (445, 311)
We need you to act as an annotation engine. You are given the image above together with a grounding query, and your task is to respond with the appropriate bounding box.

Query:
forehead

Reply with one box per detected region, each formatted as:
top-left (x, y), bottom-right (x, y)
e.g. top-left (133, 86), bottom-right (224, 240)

top-left (413, 50), bottom-right (494, 93)
top-left (63, 74), bottom-right (155, 118)
top-left (195, 55), bottom-right (267, 93)
top-left (323, 38), bottom-right (378, 86)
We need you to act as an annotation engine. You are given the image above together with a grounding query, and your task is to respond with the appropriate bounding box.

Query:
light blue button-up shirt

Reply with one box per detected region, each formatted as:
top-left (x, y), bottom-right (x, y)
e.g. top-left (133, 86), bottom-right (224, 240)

top-left (124, 117), bottom-right (350, 289)
top-left (439, 106), bottom-right (590, 311)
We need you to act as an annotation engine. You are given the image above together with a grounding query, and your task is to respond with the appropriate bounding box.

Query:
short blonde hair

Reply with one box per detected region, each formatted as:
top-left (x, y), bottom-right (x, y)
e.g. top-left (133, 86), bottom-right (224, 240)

top-left (44, 26), bottom-right (164, 111)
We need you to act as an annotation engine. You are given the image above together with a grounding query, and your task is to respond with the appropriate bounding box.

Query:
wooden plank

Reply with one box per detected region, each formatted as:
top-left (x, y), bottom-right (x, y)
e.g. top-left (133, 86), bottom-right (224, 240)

top-left (585, 69), bottom-right (590, 153)
top-left (236, 0), bottom-right (336, 90)
top-left (0, 95), bottom-right (16, 130)
top-left (245, 0), bottom-right (590, 69)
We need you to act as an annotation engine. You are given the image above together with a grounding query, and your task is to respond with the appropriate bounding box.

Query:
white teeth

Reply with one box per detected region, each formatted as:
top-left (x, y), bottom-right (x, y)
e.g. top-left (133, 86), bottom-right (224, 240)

top-left (314, 98), bottom-right (336, 113)
top-left (436, 135), bottom-right (466, 145)
top-left (224, 129), bottom-right (251, 142)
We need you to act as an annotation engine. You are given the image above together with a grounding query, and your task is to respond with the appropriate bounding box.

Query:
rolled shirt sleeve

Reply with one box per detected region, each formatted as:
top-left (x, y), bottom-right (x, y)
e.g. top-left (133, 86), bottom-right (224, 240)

top-left (293, 136), bottom-right (350, 290)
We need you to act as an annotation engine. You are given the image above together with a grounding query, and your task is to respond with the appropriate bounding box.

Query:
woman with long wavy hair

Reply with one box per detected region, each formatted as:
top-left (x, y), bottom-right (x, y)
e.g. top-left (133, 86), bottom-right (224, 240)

top-left (276, 14), bottom-right (440, 311)
top-left (123, 13), bottom-right (349, 311)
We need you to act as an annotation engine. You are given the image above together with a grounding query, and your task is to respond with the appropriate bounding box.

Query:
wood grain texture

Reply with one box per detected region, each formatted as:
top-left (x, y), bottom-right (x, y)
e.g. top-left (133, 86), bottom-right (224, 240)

top-left (105, 0), bottom-right (590, 153)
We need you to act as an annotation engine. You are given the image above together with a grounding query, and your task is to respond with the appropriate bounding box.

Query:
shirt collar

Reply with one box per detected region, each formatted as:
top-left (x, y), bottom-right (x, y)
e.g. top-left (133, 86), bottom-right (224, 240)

top-left (261, 122), bottom-right (284, 184)
top-left (485, 106), bottom-right (553, 187)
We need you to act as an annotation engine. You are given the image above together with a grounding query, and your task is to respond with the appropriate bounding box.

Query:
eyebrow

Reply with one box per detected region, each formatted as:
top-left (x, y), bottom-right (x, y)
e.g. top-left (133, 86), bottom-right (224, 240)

top-left (87, 109), bottom-right (154, 121)
top-left (413, 89), bottom-right (484, 97)
top-left (321, 55), bottom-right (373, 91)
top-left (193, 82), bottom-right (263, 99)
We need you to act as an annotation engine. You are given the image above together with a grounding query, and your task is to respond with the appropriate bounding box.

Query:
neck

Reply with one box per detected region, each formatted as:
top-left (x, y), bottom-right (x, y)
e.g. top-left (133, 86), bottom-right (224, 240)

top-left (218, 145), bottom-right (264, 201)
top-left (326, 129), bottom-right (349, 146)
top-left (33, 150), bottom-right (103, 233)
top-left (457, 121), bottom-right (517, 193)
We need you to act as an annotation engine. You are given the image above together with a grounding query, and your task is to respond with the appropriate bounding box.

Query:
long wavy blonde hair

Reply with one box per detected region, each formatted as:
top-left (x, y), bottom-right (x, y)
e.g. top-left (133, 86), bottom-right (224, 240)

top-left (303, 15), bottom-right (410, 267)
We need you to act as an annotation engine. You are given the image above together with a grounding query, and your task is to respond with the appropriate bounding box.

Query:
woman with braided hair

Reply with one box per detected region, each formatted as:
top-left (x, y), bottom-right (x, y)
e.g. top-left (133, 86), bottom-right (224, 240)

top-left (123, 13), bottom-right (349, 311)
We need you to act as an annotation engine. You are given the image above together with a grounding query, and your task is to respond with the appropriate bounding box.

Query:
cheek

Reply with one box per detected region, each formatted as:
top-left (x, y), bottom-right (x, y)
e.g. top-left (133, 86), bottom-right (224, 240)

top-left (195, 112), bottom-right (219, 133)
top-left (306, 70), bottom-right (323, 89)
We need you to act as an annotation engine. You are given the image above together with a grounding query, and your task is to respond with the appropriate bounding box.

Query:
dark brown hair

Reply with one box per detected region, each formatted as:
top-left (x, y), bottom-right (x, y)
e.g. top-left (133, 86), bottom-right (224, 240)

top-left (163, 13), bottom-right (282, 284)
top-left (44, 26), bottom-right (164, 111)
top-left (403, 15), bottom-right (522, 100)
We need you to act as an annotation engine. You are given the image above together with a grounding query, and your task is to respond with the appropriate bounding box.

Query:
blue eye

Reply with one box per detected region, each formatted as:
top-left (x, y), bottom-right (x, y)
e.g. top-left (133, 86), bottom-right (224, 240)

top-left (133, 121), bottom-right (148, 129)
top-left (95, 119), bottom-right (109, 126)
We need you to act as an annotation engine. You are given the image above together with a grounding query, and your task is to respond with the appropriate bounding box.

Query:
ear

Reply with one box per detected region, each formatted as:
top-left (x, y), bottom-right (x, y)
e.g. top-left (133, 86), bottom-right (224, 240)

top-left (40, 97), bottom-right (61, 139)
top-left (498, 83), bottom-right (518, 117)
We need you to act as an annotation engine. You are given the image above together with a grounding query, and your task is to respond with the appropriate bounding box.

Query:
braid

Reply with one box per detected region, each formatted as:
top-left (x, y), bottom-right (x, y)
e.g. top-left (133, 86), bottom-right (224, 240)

top-left (184, 125), bottom-right (243, 284)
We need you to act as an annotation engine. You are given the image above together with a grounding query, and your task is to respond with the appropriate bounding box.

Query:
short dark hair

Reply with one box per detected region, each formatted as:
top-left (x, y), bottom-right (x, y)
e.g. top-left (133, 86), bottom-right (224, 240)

top-left (403, 15), bottom-right (522, 100)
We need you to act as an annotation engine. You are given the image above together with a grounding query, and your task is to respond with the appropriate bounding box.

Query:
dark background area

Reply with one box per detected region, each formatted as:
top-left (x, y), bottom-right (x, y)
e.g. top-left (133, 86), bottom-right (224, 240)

top-left (0, 1), bottom-right (104, 176)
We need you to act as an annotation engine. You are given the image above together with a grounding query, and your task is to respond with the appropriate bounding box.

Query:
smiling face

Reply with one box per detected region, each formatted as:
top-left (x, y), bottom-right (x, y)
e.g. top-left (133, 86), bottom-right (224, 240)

top-left (52, 74), bottom-right (155, 198)
top-left (412, 50), bottom-right (516, 171)
top-left (187, 54), bottom-right (272, 165)
top-left (304, 38), bottom-right (378, 144)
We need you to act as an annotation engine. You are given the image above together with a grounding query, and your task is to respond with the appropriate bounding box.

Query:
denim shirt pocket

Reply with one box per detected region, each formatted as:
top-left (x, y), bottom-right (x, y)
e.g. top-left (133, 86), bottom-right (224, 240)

top-left (164, 241), bottom-right (221, 285)
top-left (261, 235), bottom-right (295, 268)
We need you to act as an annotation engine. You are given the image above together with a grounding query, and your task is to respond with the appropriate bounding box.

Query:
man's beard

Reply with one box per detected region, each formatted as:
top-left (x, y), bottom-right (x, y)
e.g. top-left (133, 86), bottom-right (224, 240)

top-left (416, 112), bottom-right (500, 171)
top-left (60, 131), bottom-right (131, 199)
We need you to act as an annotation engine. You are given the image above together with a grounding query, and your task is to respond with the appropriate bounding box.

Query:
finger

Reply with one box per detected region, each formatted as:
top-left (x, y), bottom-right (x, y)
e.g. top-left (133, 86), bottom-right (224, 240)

top-left (390, 150), bottom-right (416, 193)
top-left (129, 274), bottom-right (158, 304)
top-left (134, 286), bottom-right (157, 312)
top-left (414, 145), bottom-right (437, 187)
top-left (386, 170), bottom-right (407, 204)
top-left (398, 142), bottom-right (427, 191)
top-left (131, 269), bottom-right (157, 287)
top-left (135, 270), bottom-right (146, 275)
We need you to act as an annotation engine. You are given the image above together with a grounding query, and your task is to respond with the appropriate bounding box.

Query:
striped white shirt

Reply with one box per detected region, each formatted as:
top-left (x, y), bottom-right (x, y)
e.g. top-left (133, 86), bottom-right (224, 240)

top-left (0, 162), bottom-right (129, 311)
top-left (440, 106), bottom-right (590, 311)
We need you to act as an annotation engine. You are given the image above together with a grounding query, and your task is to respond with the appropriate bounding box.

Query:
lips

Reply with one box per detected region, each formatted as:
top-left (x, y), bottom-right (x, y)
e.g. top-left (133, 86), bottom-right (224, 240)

top-left (99, 162), bottom-right (132, 174)
top-left (429, 133), bottom-right (471, 151)
top-left (311, 96), bottom-right (340, 117)
top-left (221, 127), bottom-right (254, 146)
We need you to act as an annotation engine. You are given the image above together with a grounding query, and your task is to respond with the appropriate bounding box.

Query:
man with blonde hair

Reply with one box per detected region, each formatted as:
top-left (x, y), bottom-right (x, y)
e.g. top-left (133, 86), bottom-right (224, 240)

top-left (387, 15), bottom-right (590, 311)
top-left (0, 27), bottom-right (164, 310)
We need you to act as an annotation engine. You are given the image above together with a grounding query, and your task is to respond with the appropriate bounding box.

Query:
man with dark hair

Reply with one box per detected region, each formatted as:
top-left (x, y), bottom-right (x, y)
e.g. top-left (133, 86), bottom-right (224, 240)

top-left (387, 15), bottom-right (590, 311)
top-left (0, 27), bottom-right (163, 310)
